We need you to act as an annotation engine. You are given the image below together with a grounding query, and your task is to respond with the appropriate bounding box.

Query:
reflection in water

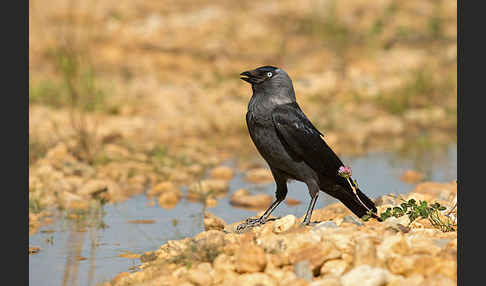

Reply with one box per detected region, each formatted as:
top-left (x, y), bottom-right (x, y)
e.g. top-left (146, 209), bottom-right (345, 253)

top-left (87, 215), bottom-right (98, 286)
top-left (58, 205), bottom-right (106, 286)
top-left (29, 144), bottom-right (457, 286)
top-left (391, 139), bottom-right (457, 180)
top-left (62, 229), bottom-right (85, 286)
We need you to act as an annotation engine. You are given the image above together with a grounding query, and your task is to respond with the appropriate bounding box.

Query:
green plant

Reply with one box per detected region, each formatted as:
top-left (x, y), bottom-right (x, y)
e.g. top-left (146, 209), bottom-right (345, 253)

top-left (63, 200), bottom-right (107, 231)
top-left (29, 137), bottom-right (51, 165)
top-left (369, 2), bottom-right (399, 38)
top-left (29, 197), bottom-right (43, 214)
top-left (92, 151), bottom-right (112, 166)
top-left (45, 235), bottom-right (54, 245)
top-left (29, 80), bottom-right (66, 107)
top-left (428, 16), bottom-right (443, 40)
top-left (294, 0), bottom-right (364, 79)
top-left (376, 68), bottom-right (454, 115)
top-left (32, 47), bottom-right (108, 113)
top-left (32, 46), bottom-right (106, 165)
top-left (150, 145), bottom-right (169, 162)
top-left (168, 238), bottom-right (222, 266)
top-left (362, 198), bottom-right (455, 232)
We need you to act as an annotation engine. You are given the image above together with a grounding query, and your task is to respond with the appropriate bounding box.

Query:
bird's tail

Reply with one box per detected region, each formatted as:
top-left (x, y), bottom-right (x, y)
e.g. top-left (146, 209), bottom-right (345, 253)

top-left (328, 179), bottom-right (381, 221)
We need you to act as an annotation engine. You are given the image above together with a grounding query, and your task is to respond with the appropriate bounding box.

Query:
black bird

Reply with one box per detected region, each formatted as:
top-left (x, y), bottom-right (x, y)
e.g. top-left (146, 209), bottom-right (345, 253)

top-left (238, 66), bottom-right (380, 229)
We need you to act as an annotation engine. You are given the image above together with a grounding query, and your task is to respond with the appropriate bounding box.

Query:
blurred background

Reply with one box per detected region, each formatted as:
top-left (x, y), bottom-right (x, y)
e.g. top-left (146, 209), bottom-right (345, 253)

top-left (29, 0), bottom-right (456, 285)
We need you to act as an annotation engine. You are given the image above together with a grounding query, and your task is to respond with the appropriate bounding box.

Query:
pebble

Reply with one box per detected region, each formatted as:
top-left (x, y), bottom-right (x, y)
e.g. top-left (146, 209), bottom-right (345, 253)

top-left (203, 211), bottom-right (226, 231)
top-left (273, 215), bottom-right (297, 233)
top-left (230, 189), bottom-right (273, 209)
top-left (293, 260), bottom-right (313, 281)
top-left (210, 166), bottom-right (234, 180)
top-left (312, 221), bottom-right (338, 231)
top-left (341, 265), bottom-right (389, 286)
top-left (342, 215), bottom-right (364, 226)
top-left (246, 168), bottom-right (274, 183)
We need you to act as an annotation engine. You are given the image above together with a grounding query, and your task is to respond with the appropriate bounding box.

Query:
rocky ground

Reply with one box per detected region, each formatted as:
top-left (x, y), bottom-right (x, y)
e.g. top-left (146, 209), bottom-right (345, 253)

top-left (102, 180), bottom-right (457, 286)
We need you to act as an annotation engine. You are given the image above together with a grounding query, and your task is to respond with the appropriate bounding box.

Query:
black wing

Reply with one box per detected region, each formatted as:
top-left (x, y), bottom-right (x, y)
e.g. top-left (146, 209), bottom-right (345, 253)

top-left (271, 102), bottom-right (344, 180)
top-left (272, 102), bottom-right (379, 217)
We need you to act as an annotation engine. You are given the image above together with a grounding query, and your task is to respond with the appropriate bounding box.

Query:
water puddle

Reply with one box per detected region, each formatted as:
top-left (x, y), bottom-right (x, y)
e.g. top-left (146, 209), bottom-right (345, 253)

top-left (29, 144), bottom-right (456, 286)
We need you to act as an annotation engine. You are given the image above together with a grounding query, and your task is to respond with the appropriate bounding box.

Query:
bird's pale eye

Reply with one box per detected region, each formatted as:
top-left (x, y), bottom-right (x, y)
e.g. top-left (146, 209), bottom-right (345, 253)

top-left (267, 72), bottom-right (272, 77)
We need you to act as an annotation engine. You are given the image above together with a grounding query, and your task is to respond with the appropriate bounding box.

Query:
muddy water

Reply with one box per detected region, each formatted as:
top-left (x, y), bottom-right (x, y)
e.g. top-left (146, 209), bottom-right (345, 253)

top-left (29, 144), bottom-right (456, 286)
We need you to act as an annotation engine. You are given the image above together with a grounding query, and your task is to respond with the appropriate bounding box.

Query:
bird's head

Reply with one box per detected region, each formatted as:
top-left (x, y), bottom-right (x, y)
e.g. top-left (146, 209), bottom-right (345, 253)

top-left (240, 66), bottom-right (279, 85)
top-left (240, 65), bottom-right (296, 103)
top-left (240, 66), bottom-right (293, 89)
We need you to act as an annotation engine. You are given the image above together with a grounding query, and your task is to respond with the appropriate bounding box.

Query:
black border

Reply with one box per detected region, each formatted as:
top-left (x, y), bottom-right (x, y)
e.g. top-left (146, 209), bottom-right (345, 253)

top-left (457, 0), bottom-right (462, 283)
top-left (25, 0), bottom-right (30, 284)
top-left (459, 0), bottom-right (483, 285)
top-left (18, 0), bottom-right (29, 285)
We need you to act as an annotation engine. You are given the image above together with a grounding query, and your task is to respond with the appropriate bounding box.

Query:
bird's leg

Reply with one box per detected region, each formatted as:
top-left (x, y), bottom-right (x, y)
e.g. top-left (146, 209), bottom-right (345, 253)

top-left (236, 200), bottom-right (282, 232)
top-left (243, 199), bottom-right (282, 225)
top-left (236, 174), bottom-right (288, 232)
top-left (302, 182), bottom-right (320, 225)
top-left (302, 193), bottom-right (319, 225)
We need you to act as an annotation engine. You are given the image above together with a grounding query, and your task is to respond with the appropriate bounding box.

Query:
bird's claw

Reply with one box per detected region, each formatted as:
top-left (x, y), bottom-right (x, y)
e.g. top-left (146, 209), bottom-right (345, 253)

top-left (300, 221), bottom-right (319, 227)
top-left (236, 217), bottom-right (267, 232)
top-left (246, 217), bottom-right (267, 225)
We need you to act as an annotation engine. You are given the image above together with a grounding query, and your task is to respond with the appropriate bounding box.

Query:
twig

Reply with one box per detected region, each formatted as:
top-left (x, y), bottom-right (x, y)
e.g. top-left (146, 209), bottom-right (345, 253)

top-left (445, 194), bottom-right (457, 216)
top-left (338, 165), bottom-right (375, 215)
top-left (345, 177), bottom-right (374, 214)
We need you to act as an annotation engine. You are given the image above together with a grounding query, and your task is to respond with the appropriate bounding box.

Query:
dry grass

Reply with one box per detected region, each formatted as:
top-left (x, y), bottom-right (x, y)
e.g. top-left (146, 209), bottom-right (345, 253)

top-left (167, 238), bottom-right (222, 268)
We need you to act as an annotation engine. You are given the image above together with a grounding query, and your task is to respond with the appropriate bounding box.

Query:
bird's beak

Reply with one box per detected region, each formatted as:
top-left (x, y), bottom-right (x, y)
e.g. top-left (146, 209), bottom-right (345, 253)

top-left (240, 70), bottom-right (253, 83)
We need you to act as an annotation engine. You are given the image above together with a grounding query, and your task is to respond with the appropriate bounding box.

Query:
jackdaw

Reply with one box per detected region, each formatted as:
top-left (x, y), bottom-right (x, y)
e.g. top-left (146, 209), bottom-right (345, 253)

top-left (238, 65), bottom-right (380, 229)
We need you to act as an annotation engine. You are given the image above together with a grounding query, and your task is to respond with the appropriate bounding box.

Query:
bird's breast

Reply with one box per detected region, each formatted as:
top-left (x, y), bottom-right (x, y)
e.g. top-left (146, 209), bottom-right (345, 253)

top-left (246, 110), bottom-right (317, 183)
top-left (246, 112), bottom-right (284, 157)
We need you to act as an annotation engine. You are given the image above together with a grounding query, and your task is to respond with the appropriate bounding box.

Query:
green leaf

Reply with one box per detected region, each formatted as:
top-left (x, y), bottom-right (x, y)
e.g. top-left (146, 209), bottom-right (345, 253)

top-left (380, 208), bottom-right (393, 221)
top-left (392, 207), bottom-right (404, 217)
top-left (419, 208), bottom-right (428, 218)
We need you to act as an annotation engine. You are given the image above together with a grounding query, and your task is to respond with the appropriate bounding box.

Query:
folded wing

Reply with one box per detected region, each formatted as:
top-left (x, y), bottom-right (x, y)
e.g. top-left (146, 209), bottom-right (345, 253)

top-left (272, 102), bottom-right (379, 217)
top-left (271, 102), bottom-right (344, 181)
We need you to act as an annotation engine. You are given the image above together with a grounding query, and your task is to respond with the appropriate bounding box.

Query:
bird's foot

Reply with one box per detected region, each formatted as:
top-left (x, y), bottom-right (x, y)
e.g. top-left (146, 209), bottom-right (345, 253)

top-left (300, 220), bottom-right (319, 227)
top-left (236, 217), bottom-right (267, 232)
